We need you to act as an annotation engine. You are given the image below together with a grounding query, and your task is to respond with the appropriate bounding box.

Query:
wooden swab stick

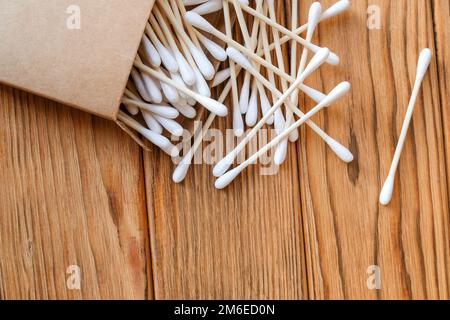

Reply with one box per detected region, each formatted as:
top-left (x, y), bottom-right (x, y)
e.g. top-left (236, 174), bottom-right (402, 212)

top-left (290, 0), bottom-right (298, 81)
top-left (134, 58), bottom-right (228, 116)
top-left (379, 48), bottom-right (432, 206)
top-left (291, 2), bottom-right (322, 108)
top-left (223, 0), bottom-right (244, 136)
top-left (227, 47), bottom-right (354, 165)
top-left (238, 0), bottom-right (264, 115)
top-left (213, 48), bottom-right (330, 177)
top-left (215, 82), bottom-right (351, 189)
top-left (224, 0), bottom-right (340, 64)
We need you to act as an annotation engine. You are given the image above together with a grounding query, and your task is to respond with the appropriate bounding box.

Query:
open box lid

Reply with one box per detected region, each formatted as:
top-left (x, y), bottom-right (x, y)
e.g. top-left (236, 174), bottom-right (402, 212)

top-left (0, 0), bottom-right (155, 120)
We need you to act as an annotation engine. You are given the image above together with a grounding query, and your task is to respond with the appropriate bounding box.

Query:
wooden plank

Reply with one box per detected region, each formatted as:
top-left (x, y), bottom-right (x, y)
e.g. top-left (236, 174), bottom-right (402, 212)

top-left (0, 86), bottom-right (152, 299)
top-left (296, 0), bottom-right (450, 299)
top-left (144, 3), bottom-right (307, 299)
top-left (433, 0), bottom-right (450, 216)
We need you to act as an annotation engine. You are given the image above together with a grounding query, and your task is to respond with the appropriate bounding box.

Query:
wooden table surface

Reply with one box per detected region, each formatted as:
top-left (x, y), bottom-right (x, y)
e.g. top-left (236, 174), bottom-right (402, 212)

top-left (1, 0), bottom-right (449, 300)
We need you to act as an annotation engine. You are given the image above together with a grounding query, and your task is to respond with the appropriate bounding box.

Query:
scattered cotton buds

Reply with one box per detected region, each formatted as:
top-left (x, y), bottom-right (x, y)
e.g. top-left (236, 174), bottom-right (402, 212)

top-left (120, 0), bottom-right (354, 191)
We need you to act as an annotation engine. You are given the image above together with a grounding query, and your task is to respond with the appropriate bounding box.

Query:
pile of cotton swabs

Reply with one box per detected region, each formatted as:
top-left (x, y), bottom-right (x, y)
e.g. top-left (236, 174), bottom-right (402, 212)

top-left (119, 0), bottom-right (354, 189)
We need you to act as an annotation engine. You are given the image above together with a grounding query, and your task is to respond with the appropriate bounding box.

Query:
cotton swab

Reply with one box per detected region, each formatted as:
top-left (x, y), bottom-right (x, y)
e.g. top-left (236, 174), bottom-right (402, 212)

top-left (117, 111), bottom-right (178, 156)
top-left (135, 58), bottom-right (228, 116)
top-left (224, 0), bottom-right (340, 65)
top-left (291, 2), bottom-right (322, 107)
top-left (223, 0), bottom-right (244, 136)
top-left (212, 68), bottom-right (231, 87)
top-left (141, 34), bottom-right (162, 67)
top-left (213, 48), bottom-right (330, 177)
top-left (121, 98), bottom-right (180, 119)
top-left (130, 68), bottom-right (153, 103)
top-left (215, 82), bottom-right (351, 189)
top-left (379, 48), bottom-right (432, 206)
top-left (227, 47), bottom-right (353, 165)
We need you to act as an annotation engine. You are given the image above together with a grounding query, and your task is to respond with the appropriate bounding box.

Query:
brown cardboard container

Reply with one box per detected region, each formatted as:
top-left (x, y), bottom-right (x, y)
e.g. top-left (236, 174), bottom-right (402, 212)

top-left (0, 0), bottom-right (155, 120)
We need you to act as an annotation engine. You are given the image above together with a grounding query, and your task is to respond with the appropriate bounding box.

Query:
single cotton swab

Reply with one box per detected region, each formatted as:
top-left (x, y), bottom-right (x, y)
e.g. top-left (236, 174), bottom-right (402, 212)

top-left (379, 48), bottom-right (432, 206)
top-left (212, 68), bottom-right (231, 87)
top-left (117, 111), bottom-right (178, 156)
top-left (223, 0), bottom-right (244, 136)
top-left (215, 82), bottom-right (351, 189)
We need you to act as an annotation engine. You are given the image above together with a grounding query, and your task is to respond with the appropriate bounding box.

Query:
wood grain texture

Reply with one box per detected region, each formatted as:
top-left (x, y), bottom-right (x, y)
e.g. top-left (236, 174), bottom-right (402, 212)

top-left (0, 86), bottom-right (152, 299)
top-left (296, 0), bottom-right (450, 299)
top-left (1, 0), bottom-right (449, 300)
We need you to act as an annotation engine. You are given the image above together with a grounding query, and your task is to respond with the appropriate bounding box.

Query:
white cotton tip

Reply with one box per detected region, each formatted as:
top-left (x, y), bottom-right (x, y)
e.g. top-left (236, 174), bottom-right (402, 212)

top-left (141, 35), bottom-right (161, 67)
top-left (192, 0), bottom-right (223, 15)
top-left (321, 81), bottom-right (351, 106)
top-left (194, 69), bottom-right (211, 97)
top-left (190, 45), bottom-right (215, 80)
top-left (245, 88), bottom-right (258, 127)
top-left (154, 41), bottom-right (179, 74)
top-left (124, 104), bottom-right (139, 116)
top-left (379, 174), bottom-right (395, 206)
top-left (184, 11), bottom-right (215, 33)
top-left (142, 127), bottom-right (174, 151)
top-left (130, 69), bottom-right (152, 102)
top-left (170, 73), bottom-right (189, 100)
top-left (300, 84), bottom-right (326, 103)
top-left (153, 115), bottom-right (184, 137)
top-left (274, 110), bottom-right (286, 135)
top-left (148, 104), bottom-right (179, 119)
top-left (212, 68), bottom-right (231, 87)
top-left (301, 48), bottom-right (330, 80)
top-left (233, 109), bottom-right (244, 137)
top-left (307, 2), bottom-right (323, 38)
top-left (141, 73), bottom-right (163, 103)
top-left (199, 35), bottom-right (227, 61)
top-left (416, 48), bottom-right (432, 82)
top-left (320, 0), bottom-right (350, 22)
top-left (160, 81), bottom-right (180, 104)
top-left (226, 47), bottom-right (253, 71)
top-left (187, 97), bottom-right (196, 106)
top-left (259, 88), bottom-right (274, 125)
top-left (172, 162), bottom-right (190, 183)
top-left (173, 101), bottom-right (197, 119)
top-left (213, 152), bottom-right (235, 177)
top-left (195, 95), bottom-right (228, 117)
top-left (184, 0), bottom-right (208, 6)
top-left (142, 110), bottom-right (163, 134)
top-left (274, 141), bottom-right (288, 166)
top-left (237, 0), bottom-right (249, 5)
top-left (239, 77), bottom-right (251, 114)
top-left (174, 51), bottom-right (196, 86)
top-left (215, 167), bottom-right (241, 189)
top-left (325, 137), bottom-right (354, 163)
top-left (327, 52), bottom-right (340, 65)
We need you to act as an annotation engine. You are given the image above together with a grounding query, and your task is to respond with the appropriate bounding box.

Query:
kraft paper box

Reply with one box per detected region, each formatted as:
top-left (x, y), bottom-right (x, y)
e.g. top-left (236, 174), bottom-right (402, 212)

top-left (0, 0), bottom-right (155, 120)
